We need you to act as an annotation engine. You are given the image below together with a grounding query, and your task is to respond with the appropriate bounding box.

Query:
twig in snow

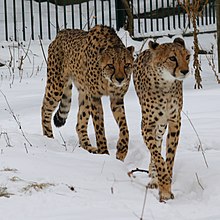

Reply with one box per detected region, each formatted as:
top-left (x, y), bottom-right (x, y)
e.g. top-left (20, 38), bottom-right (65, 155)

top-left (0, 90), bottom-right (33, 147)
top-left (24, 143), bottom-right (29, 154)
top-left (100, 160), bottom-right (105, 175)
top-left (110, 175), bottom-right (116, 194)
top-left (0, 131), bottom-right (13, 147)
top-left (195, 172), bottom-right (204, 190)
top-left (38, 35), bottom-right (47, 64)
top-left (182, 110), bottom-right (209, 168)
top-left (22, 37), bottom-right (32, 62)
top-left (59, 131), bottom-right (67, 151)
top-left (128, 168), bottom-right (149, 177)
top-left (140, 186), bottom-right (149, 220)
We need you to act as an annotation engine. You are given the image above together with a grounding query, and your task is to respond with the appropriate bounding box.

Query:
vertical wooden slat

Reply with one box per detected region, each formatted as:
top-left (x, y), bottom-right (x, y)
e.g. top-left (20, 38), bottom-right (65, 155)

top-left (161, 0), bottom-right (165, 30)
top-left (109, 0), bottom-right (112, 27)
top-left (205, 2), bottom-right (208, 25)
top-left (156, 0), bottom-right (159, 31)
top-left (13, 0), bottom-right (17, 41)
top-left (21, 0), bottom-right (26, 41)
top-left (55, 0), bottom-right (59, 33)
top-left (4, 0), bottom-right (8, 41)
top-left (64, 0), bottom-right (67, 29)
top-left (137, 0), bottom-right (140, 33)
top-left (71, 4), bottom-right (75, 29)
top-left (143, 0), bottom-right (147, 32)
top-left (201, 9), bottom-right (204, 26)
top-left (94, 0), bottom-right (97, 25)
top-left (172, 0), bottom-right (175, 29)
top-left (101, 0), bottom-right (104, 25)
top-left (39, 0), bottom-right (43, 39)
top-left (79, 4), bottom-right (82, 29)
top-left (30, 0), bottom-right (34, 39)
top-left (87, 1), bottom-right (90, 29)
top-left (177, 2), bottom-right (181, 28)
top-left (167, 0), bottom-right (170, 30)
top-left (183, 2), bottom-right (186, 28)
top-left (212, 0), bottom-right (216, 24)
top-left (150, 0), bottom-right (153, 31)
top-left (209, 0), bottom-right (212, 24)
top-left (47, 0), bottom-right (51, 39)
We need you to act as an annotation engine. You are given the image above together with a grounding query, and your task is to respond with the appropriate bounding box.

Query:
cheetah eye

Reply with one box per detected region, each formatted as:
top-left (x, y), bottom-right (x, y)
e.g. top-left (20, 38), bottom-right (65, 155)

top-left (107, 64), bottom-right (114, 69)
top-left (169, 56), bottom-right (177, 62)
top-left (124, 63), bottom-right (131, 69)
top-left (186, 55), bottom-right (190, 60)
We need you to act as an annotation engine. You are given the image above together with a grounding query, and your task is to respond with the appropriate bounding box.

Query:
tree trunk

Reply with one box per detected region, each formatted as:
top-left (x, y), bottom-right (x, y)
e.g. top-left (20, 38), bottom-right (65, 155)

top-left (121, 0), bottom-right (134, 36)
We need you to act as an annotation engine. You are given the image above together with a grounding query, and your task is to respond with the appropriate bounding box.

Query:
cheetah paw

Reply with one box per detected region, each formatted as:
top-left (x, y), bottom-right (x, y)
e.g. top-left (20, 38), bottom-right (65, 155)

top-left (147, 178), bottom-right (158, 189)
top-left (159, 191), bottom-right (174, 202)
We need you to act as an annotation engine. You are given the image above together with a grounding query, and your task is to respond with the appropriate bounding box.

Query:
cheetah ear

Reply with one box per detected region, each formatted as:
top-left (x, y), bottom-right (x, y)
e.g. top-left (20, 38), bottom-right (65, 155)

top-left (126, 46), bottom-right (135, 55)
top-left (174, 38), bottom-right (185, 47)
top-left (148, 41), bottom-right (159, 50)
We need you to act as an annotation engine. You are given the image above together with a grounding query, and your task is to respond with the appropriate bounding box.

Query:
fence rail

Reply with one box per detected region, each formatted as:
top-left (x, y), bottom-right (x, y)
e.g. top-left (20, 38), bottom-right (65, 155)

top-left (0, 0), bottom-right (217, 41)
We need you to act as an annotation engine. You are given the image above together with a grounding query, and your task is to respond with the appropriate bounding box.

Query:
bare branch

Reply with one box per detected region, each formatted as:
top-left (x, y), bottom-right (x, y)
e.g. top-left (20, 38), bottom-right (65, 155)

top-left (0, 132), bottom-right (13, 147)
top-left (59, 131), bottom-right (67, 151)
top-left (38, 35), bottom-right (47, 64)
top-left (0, 90), bottom-right (33, 147)
top-left (128, 168), bottom-right (149, 177)
top-left (182, 110), bottom-right (209, 168)
top-left (140, 186), bottom-right (148, 220)
top-left (195, 172), bottom-right (204, 190)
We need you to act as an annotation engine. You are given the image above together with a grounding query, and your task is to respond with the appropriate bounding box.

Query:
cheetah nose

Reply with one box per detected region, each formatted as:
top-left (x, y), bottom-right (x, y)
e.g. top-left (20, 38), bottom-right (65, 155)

top-left (116, 77), bottom-right (124, 84)
top-left (181, 70), bottom-right (189, 75)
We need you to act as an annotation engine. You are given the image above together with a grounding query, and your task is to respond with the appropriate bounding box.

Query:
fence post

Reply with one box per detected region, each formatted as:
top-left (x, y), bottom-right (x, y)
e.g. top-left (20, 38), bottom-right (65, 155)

top-left (217, 0), bottom-right (220, 73)
top-left (115, 0), bottom-right (126, 31)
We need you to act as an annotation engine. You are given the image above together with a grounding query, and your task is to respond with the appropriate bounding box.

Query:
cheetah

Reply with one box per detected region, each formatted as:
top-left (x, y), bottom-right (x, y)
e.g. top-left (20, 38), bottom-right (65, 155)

top-left (133, 38), bottom-right (190, 201)
top-left (41, 25), bottom-right (134, 161)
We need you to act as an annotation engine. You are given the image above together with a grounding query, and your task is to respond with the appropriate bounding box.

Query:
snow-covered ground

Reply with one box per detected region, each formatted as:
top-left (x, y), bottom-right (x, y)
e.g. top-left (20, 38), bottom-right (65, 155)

top-left (0, 29), bottom-right (220, 220)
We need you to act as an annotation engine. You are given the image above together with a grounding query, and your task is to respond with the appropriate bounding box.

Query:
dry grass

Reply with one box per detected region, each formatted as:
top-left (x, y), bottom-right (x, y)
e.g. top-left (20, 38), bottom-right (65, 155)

top-left (22, 182), bottom-right (55, 193)
top-left (0, 187), bottom-right (14, 198)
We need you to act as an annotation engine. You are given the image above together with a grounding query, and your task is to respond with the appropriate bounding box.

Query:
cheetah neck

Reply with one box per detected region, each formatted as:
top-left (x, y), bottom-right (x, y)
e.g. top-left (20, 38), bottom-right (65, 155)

top-left (149, 67), bottom-right (181, 94)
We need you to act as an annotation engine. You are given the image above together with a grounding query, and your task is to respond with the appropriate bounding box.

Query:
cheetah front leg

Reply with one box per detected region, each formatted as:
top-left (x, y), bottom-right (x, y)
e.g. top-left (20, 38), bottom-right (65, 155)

top-left (76, 92), bottom-right (97, 154)
top-left (110, 97), bottom-right (129, 161)
top-left (90, 96), bottom-right (109, 155)
top-left (142, 124), bottom-right (173, 201)
top-left (148, 124), bottom-right (167, 189)
top-left (166, 120), bottom-right (181, 182)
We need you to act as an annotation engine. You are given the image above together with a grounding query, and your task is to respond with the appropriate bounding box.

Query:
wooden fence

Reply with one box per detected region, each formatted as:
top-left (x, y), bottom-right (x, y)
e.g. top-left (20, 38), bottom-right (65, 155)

top-left (0, 0), bottom-right (217, 41)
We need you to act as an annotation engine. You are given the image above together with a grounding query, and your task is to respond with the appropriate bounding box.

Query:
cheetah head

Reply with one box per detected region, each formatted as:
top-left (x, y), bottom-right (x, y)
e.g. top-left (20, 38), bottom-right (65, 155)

top-left (149, 38), bottom-right (190, 81)
top-left (99, 45), bottom-right (134, 87)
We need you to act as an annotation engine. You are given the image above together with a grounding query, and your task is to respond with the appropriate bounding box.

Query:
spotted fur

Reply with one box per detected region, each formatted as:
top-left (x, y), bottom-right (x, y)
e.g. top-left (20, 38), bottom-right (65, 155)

top-left (41, 25), bottom-right (134, 161)
top-left (133, 38), bottom-right (190, 201)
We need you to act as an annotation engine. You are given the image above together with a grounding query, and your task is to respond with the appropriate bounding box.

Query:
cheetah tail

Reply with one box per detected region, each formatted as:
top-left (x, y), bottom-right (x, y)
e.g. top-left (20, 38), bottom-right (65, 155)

top-left (53, 82), bottom-right (73, 128)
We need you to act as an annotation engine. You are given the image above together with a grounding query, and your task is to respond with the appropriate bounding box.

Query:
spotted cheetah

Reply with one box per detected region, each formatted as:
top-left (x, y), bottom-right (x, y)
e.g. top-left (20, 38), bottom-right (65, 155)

top-left (133, 38), bottom-right (190, 201)
top-left (41, 25), bottom-right (134, 161)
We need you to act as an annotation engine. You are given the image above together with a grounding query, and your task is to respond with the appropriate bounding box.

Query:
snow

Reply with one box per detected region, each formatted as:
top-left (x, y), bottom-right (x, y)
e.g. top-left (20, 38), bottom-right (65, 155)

top-left (0, 14), bottom-right (220, 220)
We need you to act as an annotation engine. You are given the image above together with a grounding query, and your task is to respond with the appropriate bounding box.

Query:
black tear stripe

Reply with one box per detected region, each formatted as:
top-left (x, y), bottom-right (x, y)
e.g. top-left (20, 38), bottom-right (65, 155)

top-left (173, 59), bottom-right (178, 77)
top-left (110, 69), bottom-right (115, 81)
